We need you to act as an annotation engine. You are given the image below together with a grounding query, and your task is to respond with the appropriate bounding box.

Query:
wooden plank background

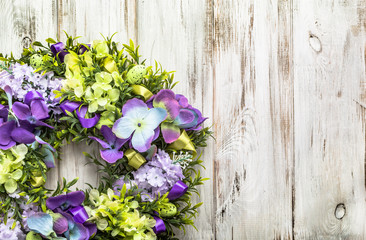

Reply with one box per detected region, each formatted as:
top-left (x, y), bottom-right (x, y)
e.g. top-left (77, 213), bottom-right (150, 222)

top-left (0, 0), bottom-right (365, 239)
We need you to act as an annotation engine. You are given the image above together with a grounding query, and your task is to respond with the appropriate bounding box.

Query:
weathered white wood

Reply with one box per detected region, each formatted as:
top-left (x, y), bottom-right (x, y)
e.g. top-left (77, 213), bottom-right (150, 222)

top-left (293, 0), bottom-right (366, 238)
top-left (137, 1), bottom-right (215, 239)
top-left (213, 0), bottom-right (293, 239)
top-left (0, 0), bottom-right (59, 190)
top-left (1, 0), bottom-right (366, 239)
top-left (56, 0), bottom-right (137, 189)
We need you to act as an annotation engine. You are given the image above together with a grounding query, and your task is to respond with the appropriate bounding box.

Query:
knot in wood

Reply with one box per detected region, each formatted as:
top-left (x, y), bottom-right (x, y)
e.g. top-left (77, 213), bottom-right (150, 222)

top-left (22, 36), bottom-right (32, 49)
top-left (309, 33), bottom-right (322, 53)
top-left (334, 203), bottom-right (346, 220)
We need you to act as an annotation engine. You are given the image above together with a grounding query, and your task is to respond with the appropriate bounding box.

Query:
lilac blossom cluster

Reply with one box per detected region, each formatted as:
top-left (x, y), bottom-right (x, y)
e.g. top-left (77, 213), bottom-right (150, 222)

top-left (0, 194), bottom-right (40, 240)
top-left (114, 150), bottom-right (184, 201)
top-left (0, 63), bottom-right (62, 109)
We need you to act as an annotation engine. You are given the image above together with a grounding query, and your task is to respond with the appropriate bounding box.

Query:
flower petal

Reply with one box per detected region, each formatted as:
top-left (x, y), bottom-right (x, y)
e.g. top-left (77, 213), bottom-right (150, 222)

top-left (27, 213), bottom-right (55, 237)
top-left (100, 125), bottom-right (116, 145)
top-left (76, 106), bottom-right (100, 128)
top-left (68, 222), bottom-right (88, 240)
top-left (24, 90), bottom-right (44, 105)
top-left (31, 99), bottom-right (49, 120)
top-left (132, 128), bottom-right (154, 152)
top-left (60, 100), bottom-right (82, 115)
top-left (41, 146), bottom-right (56, 168)
top-left (84, 222), bottom-right (97, 239)
top-left (153, 89), bottom-right (180, 120)
top-left (11, 127), bottom-right (35, 144)
top-left (46, 195), bottom-right (67, 210)
top-left (100, 148), bottom-right (124, 163)
top-left (112, 117), bottom-right (135, 139)
top-left (67, 191), bottom-right (85, 207)
top-left (51, 213), bottom-right (69, 235)
top-left (89, 136), bottom-right (110, 149)
top-left (12, 102), bottom-right (31, 120)
top-left (174, 109), bottom-right (196, 128)
top-left (0, 121), bottom-right (15, 146)
top-left (161, 122), bottom-right (181, 143)
top-left (114, 136), bottom-right (129, 150)
top-left (143, 108), bottom-right (167, 130)
top-left (122, 98), bottom-right (148, 119)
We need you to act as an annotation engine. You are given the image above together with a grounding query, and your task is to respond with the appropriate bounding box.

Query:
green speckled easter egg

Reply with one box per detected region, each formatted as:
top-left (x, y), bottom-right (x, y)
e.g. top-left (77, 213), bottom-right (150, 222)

top-left (159, 203), bottom-right (177, 217)
top-left (126, 65), bottom-right (147, 84)
top-left (30, 54), bottom-right (43, 69)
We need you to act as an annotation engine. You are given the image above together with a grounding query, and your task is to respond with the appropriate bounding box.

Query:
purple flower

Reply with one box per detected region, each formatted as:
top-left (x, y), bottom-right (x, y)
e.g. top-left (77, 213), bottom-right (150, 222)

top-left (153, 90), bottom-right (207, 143)
top-left (89, 125), bottom-right (129, 163)
top-left (131, 149), bottom-right (184, 201)
top-left (59, 100), bottom-right (100, 129)
top-left (12, 91), bottom-right (53, 129)
top-left (46, 191), bottom-right (85, 211)
top-left (112, 98), bottom-right (167, 152)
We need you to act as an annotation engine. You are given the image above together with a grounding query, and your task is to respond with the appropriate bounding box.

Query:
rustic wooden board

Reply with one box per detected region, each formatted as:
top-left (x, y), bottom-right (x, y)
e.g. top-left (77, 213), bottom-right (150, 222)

top-left (213, 0), bottom-right (293, 239)
top-left (293, 0), bottom-right (366, 238)
top-left (1, 0), bottom-right (366, 239)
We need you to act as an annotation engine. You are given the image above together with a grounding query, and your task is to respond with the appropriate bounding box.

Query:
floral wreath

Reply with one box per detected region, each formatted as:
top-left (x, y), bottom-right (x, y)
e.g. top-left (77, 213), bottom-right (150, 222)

top-left (0, 34), bottom-right (212, 240)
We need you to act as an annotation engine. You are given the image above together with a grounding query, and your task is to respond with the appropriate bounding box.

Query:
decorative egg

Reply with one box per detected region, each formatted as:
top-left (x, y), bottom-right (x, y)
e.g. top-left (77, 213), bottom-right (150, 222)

top-left (159, 203), bottom-right (177, 217)
top-left (126, 65), bottom-right (147, 84)
top-left (30, 54), bottom-right (43, 69)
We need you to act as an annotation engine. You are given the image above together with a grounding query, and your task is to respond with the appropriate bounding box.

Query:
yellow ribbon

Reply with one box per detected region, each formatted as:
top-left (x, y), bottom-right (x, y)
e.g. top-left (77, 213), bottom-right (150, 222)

top-left (131, 85), bottom-right (153, 101)
top-left (103, 56), bottom-right (118, 73)
top-left (125, 149), bottom-right (146, 169)
top-left (168, 130), bottom-right (197, 158)
top-left (31, 176), bottom-right (45, 187)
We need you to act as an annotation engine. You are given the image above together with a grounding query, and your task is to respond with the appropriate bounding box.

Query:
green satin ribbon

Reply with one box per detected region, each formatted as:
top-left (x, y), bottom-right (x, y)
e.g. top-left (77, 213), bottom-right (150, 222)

top-left (125, 149), bottom-right (146, 169)
top-left (131, 85), bottom-right (153, 101)
top-left (31, 176), bottom-right (45, 187)
top-left (103, 56), bottom-right (118, 73)
top-left (168, 130), bottom-right (197, 158)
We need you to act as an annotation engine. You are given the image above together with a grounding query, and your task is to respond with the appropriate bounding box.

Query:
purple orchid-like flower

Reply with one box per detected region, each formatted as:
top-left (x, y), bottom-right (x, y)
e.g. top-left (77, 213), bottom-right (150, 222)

top-left (112, 98), bottom-right (167, 152)
top-left (27, 211), bottom-right (93, 240)
top-left (45, 191), bottom-right (97, 239)
top-left (152, 89), bottom-right (207, 143)
top-left (12, 90), bottom-right (54, 129)
top-left (0, 90), bottom-right (54, 149)
top-left (89, 125), bottom-right (129, 163)
top-left (59, 100), bottom-right (100, 129)
top-left (46, 191), bottom-right (85, 211)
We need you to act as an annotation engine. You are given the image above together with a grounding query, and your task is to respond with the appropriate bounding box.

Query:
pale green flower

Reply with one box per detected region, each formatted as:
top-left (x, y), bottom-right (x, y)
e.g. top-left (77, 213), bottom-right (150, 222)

top-left (0, 144), bottom-right (27, 193)
top-left (87, 188), bottom-right (157, 239)
top-left (93, 40), bottom-right (109, 59)
top-left (92, 72), bottom-right (113, 91)
top-left (85, 87), bottom-right (106, 113)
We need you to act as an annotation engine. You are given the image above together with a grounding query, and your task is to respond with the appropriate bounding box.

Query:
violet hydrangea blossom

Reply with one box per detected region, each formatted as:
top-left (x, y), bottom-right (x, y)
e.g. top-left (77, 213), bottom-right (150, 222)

top-left (0, 63), bottom-right (62, 108)
top-left (115, 150), bottom-right (184, 201)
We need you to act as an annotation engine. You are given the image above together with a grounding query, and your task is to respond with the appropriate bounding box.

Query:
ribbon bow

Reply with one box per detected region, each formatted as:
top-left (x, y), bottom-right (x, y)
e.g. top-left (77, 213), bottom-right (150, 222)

top-left (168, 130), bottom-right (197, 158)
top-left (51, 42), bottom-right (69, 62)
top-left (124, 149), bottom-right (146, 169)
top-left (131, 85), bottom-right (153, 101)
top-left (69, 205), bottom-right (89, 224)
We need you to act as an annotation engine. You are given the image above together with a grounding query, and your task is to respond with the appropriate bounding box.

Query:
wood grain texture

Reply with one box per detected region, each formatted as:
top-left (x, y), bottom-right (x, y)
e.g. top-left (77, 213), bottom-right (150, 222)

top-left (0, 0), bottom-right (366, 239)
top-left (213, 0), bottom-right (293, 239)
top-left (293, 0), bottom-right (366, 238)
